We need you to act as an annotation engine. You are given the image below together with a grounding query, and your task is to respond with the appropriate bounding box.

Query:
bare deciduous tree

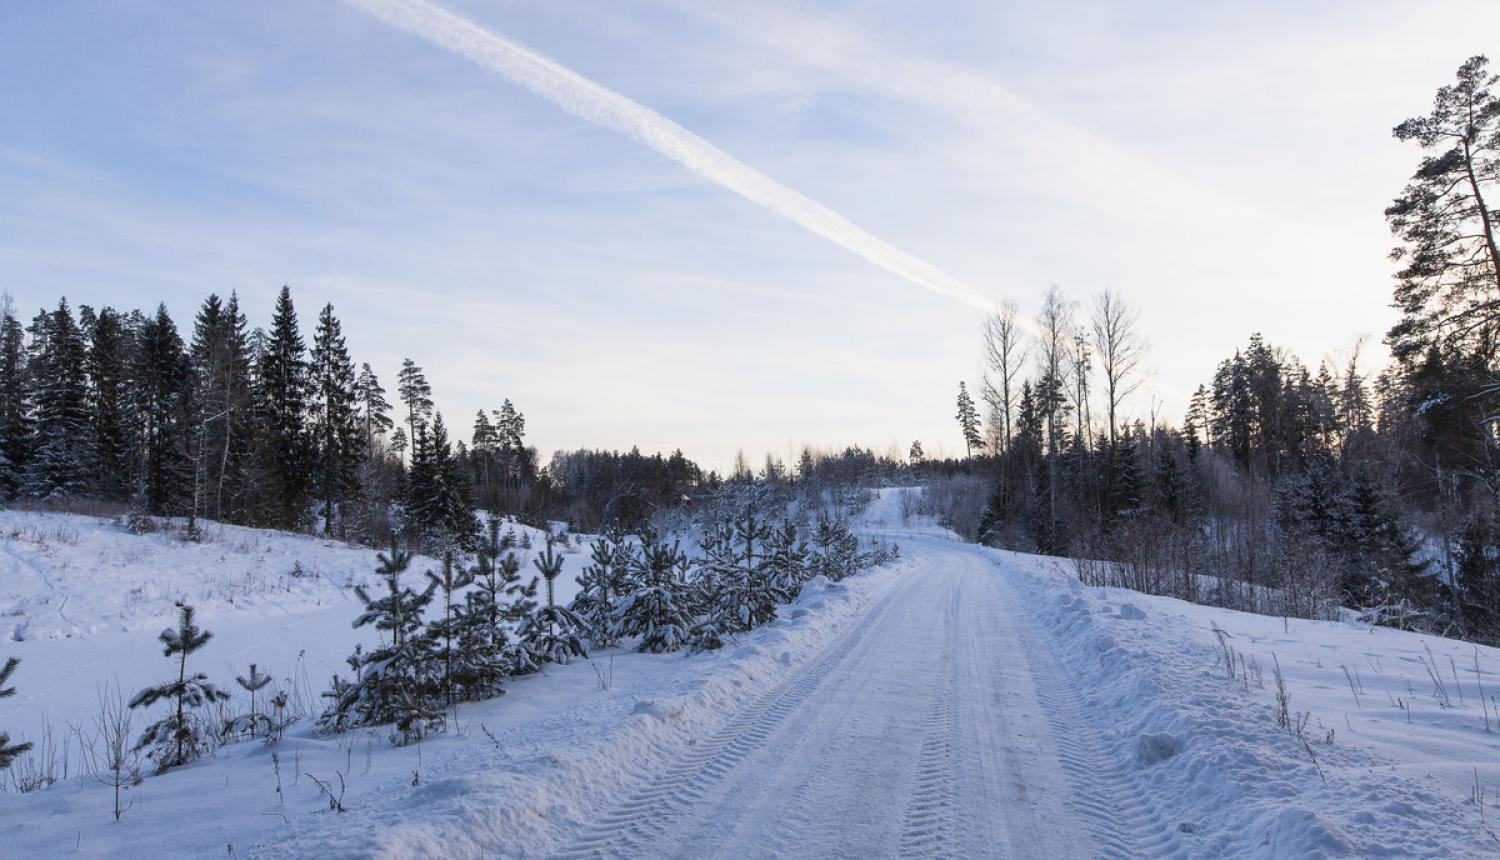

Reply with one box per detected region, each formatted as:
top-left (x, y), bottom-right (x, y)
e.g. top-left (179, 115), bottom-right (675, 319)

top-left (1090, 289), bottom-right (1147, 448)
top-left (980, 301), bottom-right (1028, 454)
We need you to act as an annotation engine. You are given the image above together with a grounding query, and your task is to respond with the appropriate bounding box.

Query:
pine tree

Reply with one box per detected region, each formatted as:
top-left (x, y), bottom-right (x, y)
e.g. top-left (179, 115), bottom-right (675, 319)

top-left (423, 553), bottom-right (473, 713)
top-left (809, 512), bottom-right (859, 581)
top-left (492, 399), bottom-right (528, 511)
top-left (908, 440), bottom-right (924, 464)
top-left (229, 663), bottom-right (273, 739)
top-left (612, 530), bottom-right (694, 653)
top-left (355, 362), bottom-right (393, 457)
top-left (955, 382), bottom-right (983, 458)
top-left (25, 298), bottom-right (95, 500)
top-left (520, 542), bottom-right (588, 665)
top-left (396, 358), bottom-right (432, 465)
top-left (700, 506), bottom-right (784, 636)
top-left (570, 527), bottom-right (632, 647)
top-left (256, 287), bottom-right (311, 530)
top-left (454, 519), bottom-right (519, 699)
top-left (321, 535), bottom-right (440, 742)
top-left (764, 519), bottom-right (810, 595)
top-left (0, 657), bottom-right (33, 769)
top-left (499, 547), bottom-right (541, 674)
top-left (1386, 56), bottom-right (1500, 365)
top-left (129, 604), bottom-right (230, 772)
top-left (308, 304), bottom-right (362, 536)
top-left (471, 410), bottom-right (496, 505)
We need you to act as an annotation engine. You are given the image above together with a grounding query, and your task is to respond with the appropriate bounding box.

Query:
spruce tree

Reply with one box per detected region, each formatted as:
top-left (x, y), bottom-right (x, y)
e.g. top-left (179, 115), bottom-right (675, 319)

top-left (256, 287), bottom-right (311, 530)
top-left (404, 413), bottom-right (475, 553)
top-left (0, 309), bottom-right (31, 500)
top-left (25, 298), bottom-right (95, 500)
top-left (308, 304), bottom-right (362, 535)
top-left (1457, 518), bottom-right (1500, 642)
top-left (0, 657), bottom-right (33, 769)
top-left (131, 305), bottom-right (194, 516)
top-left (190, 292), bottom-right (256, 522)
top-left (88, 307), bottom-right (132, 502)
top-left (129, 604), bottom-right (230, 772)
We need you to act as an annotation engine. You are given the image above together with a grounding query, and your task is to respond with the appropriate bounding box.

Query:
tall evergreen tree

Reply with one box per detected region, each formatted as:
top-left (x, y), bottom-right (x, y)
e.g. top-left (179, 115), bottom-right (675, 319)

top-left (955, 382), bottom-right (983, 458)
top-left (256, 287), bottom-right (310, 530)
top-left (1386, 55), bottom-right (1500, 365)
top-left (88, 307), bottom-right (132, 502)
top-left (308, 304), bottom-right (362, 535)
top-left (131, 305), bottom-right (194, 516)
top-left (355, 362), bottom-right (393, 457)
top-left (25, 299), bottom-right (95, 500)
top-left (190, 292), bottom-right (256, 522)
top-left (0, 308), bottom-right (31, 499)
top-left (397, 358), bottom-right (433, 465)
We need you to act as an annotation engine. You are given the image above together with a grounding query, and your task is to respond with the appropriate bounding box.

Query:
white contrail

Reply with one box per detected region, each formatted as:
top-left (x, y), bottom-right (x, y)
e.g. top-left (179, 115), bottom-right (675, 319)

top-left (345, 0), bottom-right (997, 312)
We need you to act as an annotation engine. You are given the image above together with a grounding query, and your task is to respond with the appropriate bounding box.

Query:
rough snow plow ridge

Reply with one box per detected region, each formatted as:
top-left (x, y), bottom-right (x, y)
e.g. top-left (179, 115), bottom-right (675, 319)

top-left (1015, 590), bottom-right (1188, 859)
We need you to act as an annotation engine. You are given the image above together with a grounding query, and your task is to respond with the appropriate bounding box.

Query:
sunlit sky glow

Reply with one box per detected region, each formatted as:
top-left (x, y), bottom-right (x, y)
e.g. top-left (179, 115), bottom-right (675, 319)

top-left (2, 1), bottom-right (1497, 470)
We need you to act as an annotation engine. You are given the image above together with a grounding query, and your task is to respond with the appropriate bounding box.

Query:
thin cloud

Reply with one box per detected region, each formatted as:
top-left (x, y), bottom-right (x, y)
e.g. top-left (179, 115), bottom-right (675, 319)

top-left (345, 0), bottom-right (999, 313)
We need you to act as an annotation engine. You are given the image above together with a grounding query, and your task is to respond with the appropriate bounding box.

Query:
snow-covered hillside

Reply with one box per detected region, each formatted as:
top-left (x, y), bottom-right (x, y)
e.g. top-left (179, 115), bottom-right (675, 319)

top-left (2, 502), bottom-right (1498, 857)
top-left (0, 510), bottom-right (582, 756)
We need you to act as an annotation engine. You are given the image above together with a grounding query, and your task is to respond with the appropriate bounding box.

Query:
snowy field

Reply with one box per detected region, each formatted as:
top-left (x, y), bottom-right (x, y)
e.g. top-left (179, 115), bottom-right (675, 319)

top-left (0, 494), bottom-right (1497, 857)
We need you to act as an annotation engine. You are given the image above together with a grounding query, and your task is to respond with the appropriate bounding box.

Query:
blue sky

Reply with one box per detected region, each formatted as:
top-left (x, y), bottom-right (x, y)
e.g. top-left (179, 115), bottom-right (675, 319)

top-left (2, 1), bottom-right (1496, 470)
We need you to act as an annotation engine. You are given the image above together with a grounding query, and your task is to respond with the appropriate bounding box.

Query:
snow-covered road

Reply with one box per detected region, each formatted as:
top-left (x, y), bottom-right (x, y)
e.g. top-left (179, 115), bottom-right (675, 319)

top-left (555, 537), bottom-right (1180, 859)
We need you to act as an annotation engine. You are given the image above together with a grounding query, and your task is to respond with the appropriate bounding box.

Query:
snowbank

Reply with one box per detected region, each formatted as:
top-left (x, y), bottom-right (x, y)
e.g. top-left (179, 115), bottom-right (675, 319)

top-left (996, 548), bottom-right (1495, 857)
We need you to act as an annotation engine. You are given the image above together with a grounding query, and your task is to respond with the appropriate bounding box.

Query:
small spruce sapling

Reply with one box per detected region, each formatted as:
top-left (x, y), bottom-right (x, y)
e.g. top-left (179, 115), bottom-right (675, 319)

top-left (129, 603), bottom-right (231, 772)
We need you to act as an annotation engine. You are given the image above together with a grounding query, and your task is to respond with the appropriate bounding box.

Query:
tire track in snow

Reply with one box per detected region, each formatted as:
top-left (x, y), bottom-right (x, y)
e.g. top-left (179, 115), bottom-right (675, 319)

top-left (1008, 578), bottom-right (1188, 860)
top-left (897, 580), bottom-right (961, 858)
top-left (550, 580), bottom-right (907, 860)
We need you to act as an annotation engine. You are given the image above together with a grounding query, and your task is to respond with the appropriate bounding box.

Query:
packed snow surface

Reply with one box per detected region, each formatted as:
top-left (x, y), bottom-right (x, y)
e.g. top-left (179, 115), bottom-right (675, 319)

top-left (1, 497), bottom-right (1498, 857)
